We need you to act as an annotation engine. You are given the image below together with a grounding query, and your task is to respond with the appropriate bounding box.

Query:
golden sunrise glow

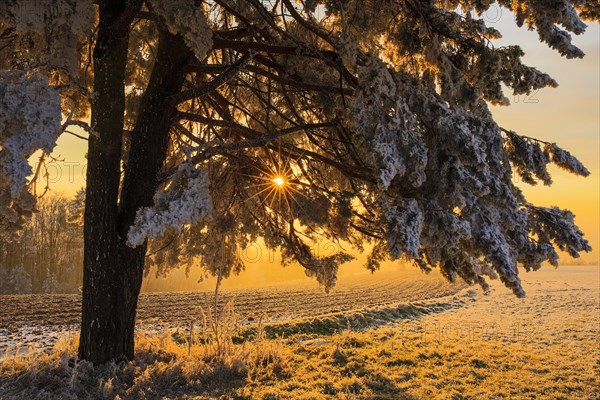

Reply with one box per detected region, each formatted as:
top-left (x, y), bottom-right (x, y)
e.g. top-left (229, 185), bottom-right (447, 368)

top-left (239, 146), bottom-right (311, 213)
top-left (39, 22), bottom-right (599, 267)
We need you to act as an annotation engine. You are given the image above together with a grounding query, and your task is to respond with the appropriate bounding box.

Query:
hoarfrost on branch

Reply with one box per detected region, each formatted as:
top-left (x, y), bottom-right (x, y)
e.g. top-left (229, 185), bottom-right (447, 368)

top-left (127, 163), bottom-right (213, 247)
top-left (0, 71), bottom-right (61, 232)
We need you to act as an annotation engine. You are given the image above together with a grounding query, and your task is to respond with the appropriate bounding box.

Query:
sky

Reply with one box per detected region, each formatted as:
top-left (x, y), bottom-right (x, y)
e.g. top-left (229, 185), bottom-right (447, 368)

top-left (490, 10), bottom-right (599, 267)
top-left (37, 8), bottom-right (599, 290)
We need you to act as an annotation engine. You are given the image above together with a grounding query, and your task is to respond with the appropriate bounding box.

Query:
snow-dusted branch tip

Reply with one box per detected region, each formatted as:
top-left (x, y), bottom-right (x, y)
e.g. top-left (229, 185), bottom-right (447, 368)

top-left (127, 163), bottom-right (213, 247)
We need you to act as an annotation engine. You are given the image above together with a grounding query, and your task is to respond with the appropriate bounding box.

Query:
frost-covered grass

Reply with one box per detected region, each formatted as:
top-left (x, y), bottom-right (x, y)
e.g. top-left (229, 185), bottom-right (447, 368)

top-left (0, 270), bottom-right (464, 354)
top-left (245, 326), bottom-right (599, 399)
top-left (1, 266), bottom-right (598, 399)
top-left (0, 308), bottom-right (287, 400)
top-left (1, 321), bottom-right (597, 399)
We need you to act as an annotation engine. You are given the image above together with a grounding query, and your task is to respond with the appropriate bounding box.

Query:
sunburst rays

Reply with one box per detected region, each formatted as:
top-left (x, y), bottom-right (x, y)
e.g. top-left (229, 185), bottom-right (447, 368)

top-left (241, 146), bottom-right (308, 213)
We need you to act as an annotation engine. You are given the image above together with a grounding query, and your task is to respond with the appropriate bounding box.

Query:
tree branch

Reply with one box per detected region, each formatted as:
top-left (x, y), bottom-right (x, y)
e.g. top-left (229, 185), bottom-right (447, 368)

top-left (163, 117), bottom-right (335, 178)
top-left (244, 64), bottom-right (354, 95)
top-left (169, 52), bottom-right (253, 105)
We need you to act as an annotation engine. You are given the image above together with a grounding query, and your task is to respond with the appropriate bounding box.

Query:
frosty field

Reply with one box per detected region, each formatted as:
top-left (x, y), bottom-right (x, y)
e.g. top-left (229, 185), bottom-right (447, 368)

top-left (1, 265), bottom-right (598, 399)
top-left (0, 268), bottom-right (464, 356)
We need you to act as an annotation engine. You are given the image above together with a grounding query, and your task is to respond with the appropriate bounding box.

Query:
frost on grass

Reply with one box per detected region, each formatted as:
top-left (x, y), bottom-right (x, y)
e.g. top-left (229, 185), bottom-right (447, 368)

top-left (0, 71), bottom-right (62, 233)
top-left (1, 271), bottom-right (598, 399)
top-left (127, 163), bottom-right (213, 247)
top-left (0, 327), bottom-right (284, 400)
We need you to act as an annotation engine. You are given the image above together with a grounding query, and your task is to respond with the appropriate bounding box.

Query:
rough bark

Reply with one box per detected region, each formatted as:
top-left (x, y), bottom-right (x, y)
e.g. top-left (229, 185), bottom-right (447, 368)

top-left (79, 3), bottom-right (191, 364)
top-left (79, 0), bottom-right (130, 365)
top-left (112, 29), bottom-right (191, 362)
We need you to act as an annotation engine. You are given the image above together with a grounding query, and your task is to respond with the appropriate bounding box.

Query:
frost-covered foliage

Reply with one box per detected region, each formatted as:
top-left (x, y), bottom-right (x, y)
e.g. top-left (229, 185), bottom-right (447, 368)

top-left (127, 163), bottom-right (213, 247)
top-left (345, 58), bottom-right (427, 190)
top-left (506, 0), bottom-right (588, 58)
top-left (505, 131), bottom-right (553, 185)
top-left (0, 71), bottom-right (62, 233)
top-left (382, 197), bottom-right (424, 259)
top-left (0, 0), bottom-right (595, 298)
top-left (544, 143), bottom-right (591, 177)
top-left (526, 205), bottom-right (592, 259)
top-left (0, 0), bottom-right (94, 75)
top-left (137, 0), bottom-right (594, 297)
top-left (504, 132), bottom-right (591, 185)
top-left (151, 0), bottom-right (213, 60)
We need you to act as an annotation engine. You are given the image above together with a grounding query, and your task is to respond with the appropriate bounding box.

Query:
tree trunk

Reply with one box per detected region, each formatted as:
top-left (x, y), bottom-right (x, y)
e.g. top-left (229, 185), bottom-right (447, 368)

top-left (79, 1), bottom-right (130, 365)
top-left (115, 29), bottom-right (192, 361)
top-left (79, 9), bottom-right (191, 363)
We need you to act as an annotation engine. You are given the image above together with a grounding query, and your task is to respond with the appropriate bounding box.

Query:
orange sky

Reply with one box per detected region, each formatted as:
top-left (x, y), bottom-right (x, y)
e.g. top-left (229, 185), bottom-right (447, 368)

top-left (38, 12), bottom-right (599, 289)
top-left (491, 16), bottom-right (599, 266)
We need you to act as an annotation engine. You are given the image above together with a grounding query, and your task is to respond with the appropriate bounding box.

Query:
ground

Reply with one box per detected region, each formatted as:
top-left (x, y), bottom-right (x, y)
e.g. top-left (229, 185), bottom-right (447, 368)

top-left (0, 269), bottom-right (462, 355)
top-left (0, 265), bottom-right (598, 399)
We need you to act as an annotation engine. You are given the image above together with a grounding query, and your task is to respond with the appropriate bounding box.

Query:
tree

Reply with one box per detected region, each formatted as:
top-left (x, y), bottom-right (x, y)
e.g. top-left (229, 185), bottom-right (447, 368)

top-left (0, 1), bottom-right (596, 364)
top-left (0, 194), bottom-right (83, 293)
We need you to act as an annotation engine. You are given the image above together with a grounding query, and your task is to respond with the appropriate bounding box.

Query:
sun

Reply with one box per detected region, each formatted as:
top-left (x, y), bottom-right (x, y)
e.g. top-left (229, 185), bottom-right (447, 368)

top-left (272, 176), bottom-right (286, 187)
top-left (241, 147), bottom-right (308, 212)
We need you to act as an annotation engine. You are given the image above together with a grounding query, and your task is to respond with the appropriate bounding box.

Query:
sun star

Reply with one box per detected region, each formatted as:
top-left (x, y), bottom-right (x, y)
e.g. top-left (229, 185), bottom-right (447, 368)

top-left (241, 146), bottom-right (311, 213)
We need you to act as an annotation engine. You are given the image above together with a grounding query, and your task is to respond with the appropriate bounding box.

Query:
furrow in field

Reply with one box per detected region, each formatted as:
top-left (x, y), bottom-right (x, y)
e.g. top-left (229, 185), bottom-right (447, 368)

top-left (0, 270), bottom-right (465, 353)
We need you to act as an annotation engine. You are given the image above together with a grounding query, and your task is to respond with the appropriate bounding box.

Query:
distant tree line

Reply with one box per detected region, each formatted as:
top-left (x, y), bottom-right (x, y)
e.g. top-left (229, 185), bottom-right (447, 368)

top-left (0, 190), bottom-right (84, 294)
